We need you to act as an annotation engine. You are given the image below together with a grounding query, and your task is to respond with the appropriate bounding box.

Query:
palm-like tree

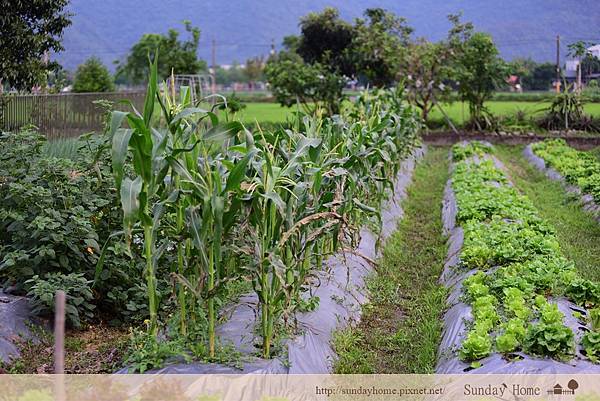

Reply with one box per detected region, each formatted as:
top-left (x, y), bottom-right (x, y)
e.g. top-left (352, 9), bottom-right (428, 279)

top-left (568, 41), bottom-right (591, 94)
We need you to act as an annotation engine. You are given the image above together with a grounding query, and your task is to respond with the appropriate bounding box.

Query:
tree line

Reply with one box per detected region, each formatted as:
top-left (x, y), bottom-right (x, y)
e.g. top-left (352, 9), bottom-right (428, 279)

top-left (2, 2), bottom-right (599, 129)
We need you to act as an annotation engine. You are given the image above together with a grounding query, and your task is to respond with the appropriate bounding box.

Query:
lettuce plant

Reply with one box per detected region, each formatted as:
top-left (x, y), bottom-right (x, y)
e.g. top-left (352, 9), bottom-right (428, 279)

top-left (582, 331), bottom-right (600, 363)
top-left (459, 327), bottom-right (492, 361)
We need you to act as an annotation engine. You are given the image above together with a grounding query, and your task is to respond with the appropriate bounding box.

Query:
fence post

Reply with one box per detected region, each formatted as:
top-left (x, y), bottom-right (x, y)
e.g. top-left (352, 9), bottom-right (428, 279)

top-left (54, 290), bottom-right (66, 401)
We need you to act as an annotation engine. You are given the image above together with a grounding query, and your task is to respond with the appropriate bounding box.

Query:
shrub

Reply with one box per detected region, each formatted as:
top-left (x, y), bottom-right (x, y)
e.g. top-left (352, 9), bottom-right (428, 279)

top-left (537, 89), bottom-right (600, 132)
top-left (0, 129), bottom-right (102, 285)
top-left (25, 272), bottom-right (94, 327)
top-left (0, 128), bottom-right (146, 323)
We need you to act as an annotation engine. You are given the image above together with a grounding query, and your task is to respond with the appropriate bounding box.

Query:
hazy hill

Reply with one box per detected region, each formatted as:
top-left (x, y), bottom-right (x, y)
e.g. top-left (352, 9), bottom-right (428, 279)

top-left (56, 0), bottom-right (600, 71)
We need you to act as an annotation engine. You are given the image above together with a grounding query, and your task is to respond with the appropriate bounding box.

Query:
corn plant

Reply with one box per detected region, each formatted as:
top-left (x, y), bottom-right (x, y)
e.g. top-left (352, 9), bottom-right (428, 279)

top-left (106, 57), bottom-right (421, 363)
top-left (109, 57), bottom-right (247, 346)
top-left (239, 129), bottom-right (343, 358)
top-left (109, 56), bottom-right (166, 335)
top-left (152, 72), bottom-right (248, 358)
top-left (174, 143), bottom-right (253, 358)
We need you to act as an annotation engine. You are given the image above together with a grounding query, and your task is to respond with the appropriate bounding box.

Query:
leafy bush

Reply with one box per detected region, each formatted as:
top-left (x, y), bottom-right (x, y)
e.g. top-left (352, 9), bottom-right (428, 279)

top-left (0, 130), bottom-right (103, 285)
top-left (72, 57), bottom-right (115, 93)
top-left (0, 128), bottom-right (147, 323)
top-left (523, 304), bottom-right (575, 360)
top-left (503, 287), bottom-right (530, 320)
top-left (459, 327), bottom-right (492, 361)
top-left (25, 272), bottom-right (94, 327)
top-left (537, 89), bottom-right (599, 132)
top-left (496, 318), bottom-right (527, 354)
top-left (524, 321), bottom-right (575, 359)
top-left (590, 308), bottom-right (600, 331)
top-left (565, 279), bottom-right (600, 308)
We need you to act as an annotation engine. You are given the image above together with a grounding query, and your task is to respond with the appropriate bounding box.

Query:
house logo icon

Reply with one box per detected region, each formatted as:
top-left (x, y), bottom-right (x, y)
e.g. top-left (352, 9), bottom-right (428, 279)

top-left (547, 380), bottom-right (579, 396)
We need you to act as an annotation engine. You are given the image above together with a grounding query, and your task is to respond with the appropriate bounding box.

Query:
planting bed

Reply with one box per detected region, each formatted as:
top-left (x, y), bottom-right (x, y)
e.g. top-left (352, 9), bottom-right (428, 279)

top-left (525, 139), bottom-right (600, 222)
top-left (437, 141), bottom-right (600, 373)
top-left (5, 60), bottom-right (600, 377)
top-left (0, 60), bottom-right (425, 374)
top-left (137, 147), bottom-right (426, 374)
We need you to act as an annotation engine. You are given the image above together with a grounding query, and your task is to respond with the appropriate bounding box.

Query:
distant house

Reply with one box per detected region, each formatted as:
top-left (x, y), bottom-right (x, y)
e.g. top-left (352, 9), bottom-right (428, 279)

top-left (506, 75), bottom-right (522, 92)
top-left (564, 43), bottom-right (600, 85)
top-left (588, 44), bottom-right (600, 59)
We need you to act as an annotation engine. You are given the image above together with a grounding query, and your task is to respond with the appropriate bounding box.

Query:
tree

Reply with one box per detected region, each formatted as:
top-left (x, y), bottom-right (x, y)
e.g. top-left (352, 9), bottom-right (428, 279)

top-left (582, 53), bottom-right (600, 80)
top-left (0, 0), bottom-right (71, 91)
top-left (116, 21), bottom-right (207, 84)
top-left (296, 8), bottom-right (355, 77)
top-left (72, 57), bottom-right (114, 93)
top-left (282, 35), bottom-right (300, 53)
top-left (568, 41), bottom-right (591, 94)
top-left (272, 8), bottom-right (353, 112)
top-left (507, 57), bottom-right (537, 89)
top-left (404, 14), bottom-right (472, 122)
top-left (266, 27), bottom-right (346, 115)
top-left (405, 40), bottom-right (452, 122)
top-left (530, 63), bottom-right (556, 90)
top-left (454, 32), bottom-right (507, 130)
top-left (351, 8), bottom-right (413, 87)
top-left (265, 50), bottom-right (344, 115)
top-left (244, 56), bottom-right (265, 90)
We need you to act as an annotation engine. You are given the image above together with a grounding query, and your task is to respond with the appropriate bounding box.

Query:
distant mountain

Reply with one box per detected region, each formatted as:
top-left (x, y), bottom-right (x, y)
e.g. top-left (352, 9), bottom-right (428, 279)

top-left (56, 0), bottom-right (600, 71)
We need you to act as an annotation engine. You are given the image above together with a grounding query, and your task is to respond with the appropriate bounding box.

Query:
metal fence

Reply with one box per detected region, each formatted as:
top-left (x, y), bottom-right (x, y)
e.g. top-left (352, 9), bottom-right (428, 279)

top-left (0, 91), bottom-right (146, 139)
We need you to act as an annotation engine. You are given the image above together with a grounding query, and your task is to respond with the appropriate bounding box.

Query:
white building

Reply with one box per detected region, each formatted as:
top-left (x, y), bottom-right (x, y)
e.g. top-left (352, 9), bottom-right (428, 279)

top-left (588, 44), bottom-right (600, 59)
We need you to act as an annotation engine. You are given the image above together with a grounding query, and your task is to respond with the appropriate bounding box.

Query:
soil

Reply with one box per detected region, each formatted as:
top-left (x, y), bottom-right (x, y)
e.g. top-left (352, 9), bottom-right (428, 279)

top-left (2, 324), bottom-right (128, 374)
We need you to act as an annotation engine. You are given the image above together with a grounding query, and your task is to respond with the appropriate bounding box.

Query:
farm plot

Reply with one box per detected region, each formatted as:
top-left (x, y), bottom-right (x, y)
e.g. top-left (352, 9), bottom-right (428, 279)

top-left (0, 60), bottom-right (423, 374)
top-left (525, 139), bottom-right (600, 221)
top-left (494, 145), bottom-right (600, 284)
top-left (438, 141), bottom-right (600, 373)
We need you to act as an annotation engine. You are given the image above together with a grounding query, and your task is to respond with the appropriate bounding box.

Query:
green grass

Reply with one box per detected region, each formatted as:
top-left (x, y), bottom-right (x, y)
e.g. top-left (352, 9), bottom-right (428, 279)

top-left (495, 145), bottom-right (600, 282)
top-left (235, 101), bottom-right (600, 129)
top-left (332, 147), bottom-right (449, 373)
top-left (430, 101), bottom-right (600, 126)
top-left (233, 102), bottom-right (300, 124)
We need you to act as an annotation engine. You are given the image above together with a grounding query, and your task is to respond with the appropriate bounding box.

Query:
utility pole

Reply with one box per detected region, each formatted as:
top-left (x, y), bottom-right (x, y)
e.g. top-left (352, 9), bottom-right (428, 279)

top-left (211, 38), bottom-right (217, 94)
top-left (42, 50), bottom-right (50, 93)
top-left (556, 35), bottom-right (561, 93)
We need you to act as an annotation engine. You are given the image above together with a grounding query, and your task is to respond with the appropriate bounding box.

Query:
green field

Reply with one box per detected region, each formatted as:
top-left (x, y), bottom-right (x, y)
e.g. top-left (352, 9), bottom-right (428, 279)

top-left (234, 102), bottom-right (299, 124)
top-left (431, 101), bottom-right (600, 126)
top-left (232, 101), bottom-right (600, 127)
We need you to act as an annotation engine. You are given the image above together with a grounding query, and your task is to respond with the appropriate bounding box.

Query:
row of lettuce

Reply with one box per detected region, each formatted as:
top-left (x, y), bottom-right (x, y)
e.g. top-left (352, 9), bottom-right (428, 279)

top-left (451, 142), bottom-right (600, 367)
top-left (0, 58), bottom-right (422, 371)
top-left (531, 139), bottom-right (600, 204)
